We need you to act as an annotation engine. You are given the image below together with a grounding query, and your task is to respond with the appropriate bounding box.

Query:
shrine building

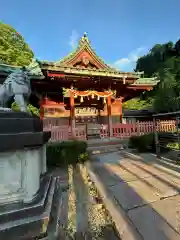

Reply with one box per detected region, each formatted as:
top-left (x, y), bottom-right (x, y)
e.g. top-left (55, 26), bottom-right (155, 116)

top-left (0, 33), bottom-right (159, 139)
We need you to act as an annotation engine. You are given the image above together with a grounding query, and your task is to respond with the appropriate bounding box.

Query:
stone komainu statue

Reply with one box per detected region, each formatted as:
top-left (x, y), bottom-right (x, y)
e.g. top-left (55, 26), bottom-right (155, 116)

top-left (0, 59), bottom-right (42, 112)
top-left (0, 67), bottom-right (31, 112)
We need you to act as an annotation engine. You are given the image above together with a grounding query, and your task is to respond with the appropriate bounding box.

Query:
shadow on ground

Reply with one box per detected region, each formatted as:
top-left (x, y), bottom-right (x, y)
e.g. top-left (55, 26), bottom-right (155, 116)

top-left (90, 151), bottom-right (180, 239)
top-left (51, 164), bottom-right (119, 240)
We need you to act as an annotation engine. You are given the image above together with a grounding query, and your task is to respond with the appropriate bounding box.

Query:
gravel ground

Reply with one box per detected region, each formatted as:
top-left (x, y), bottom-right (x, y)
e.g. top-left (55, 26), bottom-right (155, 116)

top-left (60, 164), bottom-right (119, 240)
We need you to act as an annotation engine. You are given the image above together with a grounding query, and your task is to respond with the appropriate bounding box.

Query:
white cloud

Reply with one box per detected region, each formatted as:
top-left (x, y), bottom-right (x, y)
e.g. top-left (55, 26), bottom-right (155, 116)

top-left (113, 47), bottom-right (146, 71)
top-left (68, 30), bottom-right (79, 49)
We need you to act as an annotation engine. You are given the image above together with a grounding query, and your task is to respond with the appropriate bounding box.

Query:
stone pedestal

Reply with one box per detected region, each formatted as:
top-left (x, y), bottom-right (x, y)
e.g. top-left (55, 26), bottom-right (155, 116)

top-left (0, 110), bottom-right (50, 204)
top-left (0, 110), bottom-right (61, 239)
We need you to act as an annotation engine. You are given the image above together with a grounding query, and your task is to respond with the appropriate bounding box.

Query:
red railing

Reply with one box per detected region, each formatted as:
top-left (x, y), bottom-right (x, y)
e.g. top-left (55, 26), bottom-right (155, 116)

top-left (43, 119), bottom-right (177, 142)
top-left (113, 123), bottom-right (137, 139)
top-left (44, 124), bottom-right (86, 142)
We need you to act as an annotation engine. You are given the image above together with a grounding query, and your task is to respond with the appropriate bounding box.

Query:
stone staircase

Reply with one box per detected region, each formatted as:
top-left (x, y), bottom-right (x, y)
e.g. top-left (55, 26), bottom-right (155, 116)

top-left (87, 138), bottom-right (124, 156)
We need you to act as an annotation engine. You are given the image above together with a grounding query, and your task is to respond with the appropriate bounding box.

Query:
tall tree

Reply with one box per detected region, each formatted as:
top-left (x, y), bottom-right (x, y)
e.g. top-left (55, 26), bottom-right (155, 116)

top-left (133, 39), bottom-right (180, 112)
top-left (135, 41), bottom-right (176, 77)
top-left (153, 71), bottom-right (179, 112)
top-left (0, 22), bottom-right (34, 66)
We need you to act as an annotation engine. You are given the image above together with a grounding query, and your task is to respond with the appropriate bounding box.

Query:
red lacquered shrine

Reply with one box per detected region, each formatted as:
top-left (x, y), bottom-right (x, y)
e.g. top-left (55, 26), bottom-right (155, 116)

top-left (31, 33), bottom-right (158, 136)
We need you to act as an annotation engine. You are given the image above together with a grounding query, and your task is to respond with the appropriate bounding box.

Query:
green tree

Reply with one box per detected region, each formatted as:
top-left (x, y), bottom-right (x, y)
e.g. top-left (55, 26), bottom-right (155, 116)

top-left (153, 71), bottom-right (180, 112)
top-left (175, 39), bottom-right (180, 56)
top-left (0, 22), bottom-right (34, 66)
top-left (135, 41), bottom-right (176, 77)
top-left (133, 39), bottom-right (180, 113)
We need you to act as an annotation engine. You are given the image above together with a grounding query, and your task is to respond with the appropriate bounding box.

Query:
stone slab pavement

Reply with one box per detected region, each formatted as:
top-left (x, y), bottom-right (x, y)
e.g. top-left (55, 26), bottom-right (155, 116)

top-left (87, 151), bottom-right (180, 240)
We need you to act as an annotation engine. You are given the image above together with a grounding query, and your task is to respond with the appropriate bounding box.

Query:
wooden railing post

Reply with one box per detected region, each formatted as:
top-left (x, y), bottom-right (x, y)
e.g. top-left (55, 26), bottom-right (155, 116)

top-left (153, 117), bottom-right (161, 159)
top-left (137, 120), bottom-right (140, 136)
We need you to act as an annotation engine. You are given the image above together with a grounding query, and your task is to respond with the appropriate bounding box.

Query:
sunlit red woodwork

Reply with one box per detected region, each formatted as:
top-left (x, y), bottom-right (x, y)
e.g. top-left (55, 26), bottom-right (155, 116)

top-left (40, 97), bottom-right (66, 119)
top-left (34, 33), bottom-right (159, 137)
top-left (107, 95), bottom-right (112, 137)
top-left (70, 90), bottom-right (75, 136)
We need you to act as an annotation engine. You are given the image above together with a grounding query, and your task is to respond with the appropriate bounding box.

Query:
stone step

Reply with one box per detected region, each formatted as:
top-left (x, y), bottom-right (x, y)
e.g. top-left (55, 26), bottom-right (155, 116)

top-left (0, 176), bottom-right (61, 240)
top-left (88, 144), bottom-right (123, 155)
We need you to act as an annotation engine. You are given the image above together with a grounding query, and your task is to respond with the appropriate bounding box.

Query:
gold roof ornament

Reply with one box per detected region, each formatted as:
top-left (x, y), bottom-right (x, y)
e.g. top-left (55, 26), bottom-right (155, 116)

top-left (79, 32), bottom-right (90, 45)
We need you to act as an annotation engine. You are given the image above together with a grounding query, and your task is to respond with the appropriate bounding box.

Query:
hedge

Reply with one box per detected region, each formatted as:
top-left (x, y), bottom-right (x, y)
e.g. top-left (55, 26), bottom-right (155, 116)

top-left (128, 133), bottom-right (156, 152)
top-left (46, 140), bottom-right (88, 167)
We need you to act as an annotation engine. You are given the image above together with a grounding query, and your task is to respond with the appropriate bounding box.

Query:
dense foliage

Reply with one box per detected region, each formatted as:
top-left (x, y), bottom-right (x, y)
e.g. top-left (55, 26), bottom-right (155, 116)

top-left (125, 39), bottom-right (180, 112)
top-left (123, 98), bottom-right (153, 110)
top-left (46, 141), bottom-right (88, 167)
top-left (11, 102), bottom-right (40, 116)
top-left (0, 22), bottom-right (34, 66)
top-left (128, 133), bottom-right (155, 152)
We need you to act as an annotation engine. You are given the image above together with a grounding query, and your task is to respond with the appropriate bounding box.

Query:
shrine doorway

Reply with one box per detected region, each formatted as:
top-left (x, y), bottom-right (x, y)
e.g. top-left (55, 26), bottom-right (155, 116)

top-left (75, 116), bottom-right (99, 124)
top-left (75, 107), bottom-right (99, 125)
top-left (75, 107), bottom-right (101, 139)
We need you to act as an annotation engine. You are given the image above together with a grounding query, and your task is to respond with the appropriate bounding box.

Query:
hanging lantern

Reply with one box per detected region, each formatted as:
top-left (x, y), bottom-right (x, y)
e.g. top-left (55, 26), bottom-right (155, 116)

top-left (92, 93), bottom-right (94, 99)
top-left (97, 96), bottom-right (100, 100)
top-left (80, 96), bottom-right (84, 102)
top-left (103, 97), bottom-right (106, 104)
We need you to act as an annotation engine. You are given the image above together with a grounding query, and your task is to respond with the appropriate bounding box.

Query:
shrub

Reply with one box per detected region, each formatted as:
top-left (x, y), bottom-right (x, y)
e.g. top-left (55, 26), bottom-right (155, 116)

top-left (46, 140), bottom-right (88, 167)
top-left (128, 136), bottom-right (140, 149)
top-left (129, 133), bottom-right (155, 152)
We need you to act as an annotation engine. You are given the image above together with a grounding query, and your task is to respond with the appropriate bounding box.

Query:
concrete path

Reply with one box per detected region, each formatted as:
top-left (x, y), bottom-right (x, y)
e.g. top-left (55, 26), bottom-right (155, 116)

top-left (87, 151), bottom-right (180, 240)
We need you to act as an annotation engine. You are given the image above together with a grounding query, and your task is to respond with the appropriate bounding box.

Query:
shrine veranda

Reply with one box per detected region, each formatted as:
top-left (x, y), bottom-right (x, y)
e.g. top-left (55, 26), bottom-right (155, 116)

top-left (0, 33), bottom-right (159, 140)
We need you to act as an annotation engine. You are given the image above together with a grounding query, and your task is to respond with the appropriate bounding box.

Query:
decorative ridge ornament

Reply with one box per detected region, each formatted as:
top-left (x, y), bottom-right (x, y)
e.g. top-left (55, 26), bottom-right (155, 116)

top-left (79, 32), bottom-right (90, 46)
top-left (26, 59), bottom-right (44, 76)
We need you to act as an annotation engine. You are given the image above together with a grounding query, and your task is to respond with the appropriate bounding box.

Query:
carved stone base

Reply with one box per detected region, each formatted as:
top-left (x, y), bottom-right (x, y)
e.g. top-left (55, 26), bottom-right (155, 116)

top-left (0, 176), bottom-right (61, 240)
top-left (0, 146), bottom-right (46, 204)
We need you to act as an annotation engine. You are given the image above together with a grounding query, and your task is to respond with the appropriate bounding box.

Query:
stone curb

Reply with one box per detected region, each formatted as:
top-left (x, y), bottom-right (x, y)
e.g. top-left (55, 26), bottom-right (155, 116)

top-left (122, 150), bottom-right (177, 164)
top-left (85, 161), bottom-right (143, 240)
top-left (121, 150), bottom-right (143, 161)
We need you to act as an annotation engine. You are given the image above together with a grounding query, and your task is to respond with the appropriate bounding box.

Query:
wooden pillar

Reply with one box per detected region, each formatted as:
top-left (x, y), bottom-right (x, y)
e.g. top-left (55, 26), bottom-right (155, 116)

top-left (107, 96), bottom-right (113, 138)
top-left (40, 99), bottom-right (44, 120)
top-left (119, 98), bottom-right (123, 123)
top-left (70, 91), bottom-right (75, 137)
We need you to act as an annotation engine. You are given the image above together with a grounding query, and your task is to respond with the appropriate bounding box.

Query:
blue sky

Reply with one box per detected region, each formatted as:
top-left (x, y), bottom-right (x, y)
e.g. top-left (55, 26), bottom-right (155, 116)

top-left (1, 0), bottom-right (180, 71)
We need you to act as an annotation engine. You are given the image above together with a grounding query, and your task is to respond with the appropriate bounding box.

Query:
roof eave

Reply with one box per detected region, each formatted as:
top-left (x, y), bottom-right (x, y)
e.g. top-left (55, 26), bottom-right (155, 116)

top-left (42, 64), bottom-right (139, 78)
top-left (0, 71), bottom-right (45, 80)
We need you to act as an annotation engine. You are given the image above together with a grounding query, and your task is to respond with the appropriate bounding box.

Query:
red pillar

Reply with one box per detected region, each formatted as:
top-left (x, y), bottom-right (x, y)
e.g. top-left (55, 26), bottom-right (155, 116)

top-left (107, 96), bottom-right (113, 138)
top-left (119, 98), bottom-right (123, 123)
top-left (40, 98), bottom-right (44, 120)
top-left (70, 91), bottom-right (75, 137)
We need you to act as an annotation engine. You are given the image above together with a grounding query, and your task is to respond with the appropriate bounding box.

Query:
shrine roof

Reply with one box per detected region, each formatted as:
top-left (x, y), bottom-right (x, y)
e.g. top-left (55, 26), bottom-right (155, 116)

top-left (123, 108), bottom-right (154, 117)
top-left (40, 33), bottom-right (141, 79)
top-left (0, 60), bottom-right (44, 79)
top-left (132, 77), bottom-right (160, 86)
